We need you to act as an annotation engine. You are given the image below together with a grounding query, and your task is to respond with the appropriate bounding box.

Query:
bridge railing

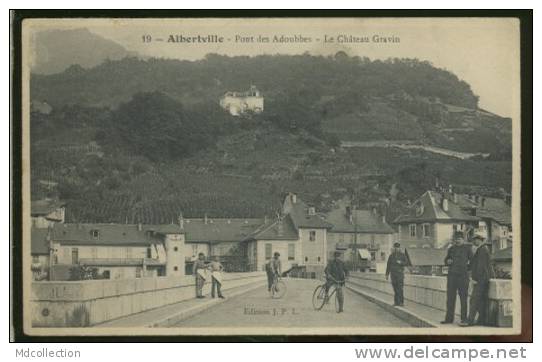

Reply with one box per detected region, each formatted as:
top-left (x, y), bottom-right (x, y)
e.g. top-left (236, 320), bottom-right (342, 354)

top-left (31, 271), bottom-right (266, 328)
top-left (348, 272), bottom-right (513, 327)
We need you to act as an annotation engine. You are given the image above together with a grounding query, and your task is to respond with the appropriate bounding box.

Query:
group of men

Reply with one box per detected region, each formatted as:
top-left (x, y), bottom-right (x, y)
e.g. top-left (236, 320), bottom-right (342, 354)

top-left (385, 231), bottom-right (494, 327)
top-left (192, 253), bottom-right (226, 299)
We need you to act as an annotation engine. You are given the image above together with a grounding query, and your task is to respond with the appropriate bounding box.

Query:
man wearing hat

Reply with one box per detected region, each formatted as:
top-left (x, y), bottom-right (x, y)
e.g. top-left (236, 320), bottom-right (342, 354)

top-left (265, 252), bottom-right (282, 295)
top-left (462, 233), bottom-right (494, 326)
top-left (324, 250), bottom-right (349, 312)
top-left (386, 242), bottom-right (408, 306)
top-left (442, 231), bottom-right (473, 325)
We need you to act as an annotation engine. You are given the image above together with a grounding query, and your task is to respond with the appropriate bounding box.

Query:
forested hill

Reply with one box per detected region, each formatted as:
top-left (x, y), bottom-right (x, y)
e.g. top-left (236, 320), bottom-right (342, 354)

top-left (32, 54), bottom-right (479, 109)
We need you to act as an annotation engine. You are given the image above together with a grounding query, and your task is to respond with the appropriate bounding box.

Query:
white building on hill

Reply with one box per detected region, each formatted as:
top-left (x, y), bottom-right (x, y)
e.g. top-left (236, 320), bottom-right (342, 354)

top-left (219, 85), bottom-right (264, 116)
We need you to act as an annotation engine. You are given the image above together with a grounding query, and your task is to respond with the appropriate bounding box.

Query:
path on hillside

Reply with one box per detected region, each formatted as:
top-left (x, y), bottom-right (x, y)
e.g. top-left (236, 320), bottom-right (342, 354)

top-left (175, 279), bottom-right (410, 328)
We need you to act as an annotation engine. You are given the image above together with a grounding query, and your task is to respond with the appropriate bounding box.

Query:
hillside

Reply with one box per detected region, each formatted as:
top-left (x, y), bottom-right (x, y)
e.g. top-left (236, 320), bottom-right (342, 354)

top-left (31, 28), bottom-right (138, 75)
top-left (29, 54), bottom-right (512, 223)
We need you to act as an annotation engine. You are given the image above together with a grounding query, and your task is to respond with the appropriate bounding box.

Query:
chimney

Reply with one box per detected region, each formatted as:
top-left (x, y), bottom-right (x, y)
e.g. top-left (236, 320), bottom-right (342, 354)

top-left (178, 213), bottom-right (184, 229)
top-left (442, 198), bottom-right (449, 212)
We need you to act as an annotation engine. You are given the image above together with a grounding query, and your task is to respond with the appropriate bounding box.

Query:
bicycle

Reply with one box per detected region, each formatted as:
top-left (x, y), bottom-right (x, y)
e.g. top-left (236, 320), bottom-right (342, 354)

top-left (271, 275), bottom-right (287, 299)
top-left (312, 276), bottom-right (345, 313)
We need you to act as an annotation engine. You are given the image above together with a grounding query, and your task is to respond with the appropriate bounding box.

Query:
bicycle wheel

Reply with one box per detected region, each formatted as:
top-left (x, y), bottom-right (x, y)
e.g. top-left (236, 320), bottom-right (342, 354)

top-left (312, 285), bottom-right (327, 310)
top-left (272, 280), bottom-right (287, 299)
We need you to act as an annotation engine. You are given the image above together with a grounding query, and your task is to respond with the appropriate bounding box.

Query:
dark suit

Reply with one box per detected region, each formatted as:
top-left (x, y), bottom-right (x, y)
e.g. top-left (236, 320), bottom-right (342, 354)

top-left (444, 243), bottom-right (473, 322)
top-left (468, 244), bottom-right (494, 325)
top-left (386, 250), bottom-right (408, 305)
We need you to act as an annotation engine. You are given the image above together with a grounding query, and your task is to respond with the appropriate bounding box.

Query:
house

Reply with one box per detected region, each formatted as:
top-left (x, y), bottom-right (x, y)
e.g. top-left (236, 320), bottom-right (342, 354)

top-left (455, 194), bottom-right (512, 254)
top-left (325, 202), bottom-right (396, 273)
top-left (243, 214), bottom-right (301, 273)
top-left (404, 247), bottom-right (448, 276)
top-left (32, 223), bottom-right (185, 281)
top-left (31, 199), bottom-right (65, 228)
top-left (393, 191), bottom-right (480, 249)
top-left (219, 85), bottom-right (264, 116)
top-left (181, 216), bottom-right (264, 273)
top-left (243, 193), bottom-right (333, 277)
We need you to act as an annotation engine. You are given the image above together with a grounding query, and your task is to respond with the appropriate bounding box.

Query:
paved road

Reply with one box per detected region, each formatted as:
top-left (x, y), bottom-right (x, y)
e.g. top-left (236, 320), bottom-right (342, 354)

top-left (176, 278), bottom-right (410, 328)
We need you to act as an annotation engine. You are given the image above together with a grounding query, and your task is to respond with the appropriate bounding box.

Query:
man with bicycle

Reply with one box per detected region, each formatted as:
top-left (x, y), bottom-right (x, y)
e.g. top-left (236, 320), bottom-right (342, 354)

top-left (266, 252), bottom-right (282, 295)
top-left (324, 251), bottom-right (349, 313)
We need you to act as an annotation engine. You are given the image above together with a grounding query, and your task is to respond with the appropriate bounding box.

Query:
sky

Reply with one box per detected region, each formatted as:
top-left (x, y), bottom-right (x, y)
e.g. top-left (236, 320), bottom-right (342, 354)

top-left (25, 18), bottom-right (520, 118)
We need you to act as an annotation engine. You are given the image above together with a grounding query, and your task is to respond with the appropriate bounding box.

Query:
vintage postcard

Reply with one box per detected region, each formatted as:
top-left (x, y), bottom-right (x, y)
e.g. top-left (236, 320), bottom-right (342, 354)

top-left (18, 16), bottom-right (523, 337)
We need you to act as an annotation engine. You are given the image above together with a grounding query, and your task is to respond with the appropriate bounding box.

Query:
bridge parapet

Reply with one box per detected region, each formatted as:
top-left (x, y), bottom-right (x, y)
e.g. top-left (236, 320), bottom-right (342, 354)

top-left (348, 272), bottom-right (513, 327)
top-left (31, 272), bottom-right (265, 327)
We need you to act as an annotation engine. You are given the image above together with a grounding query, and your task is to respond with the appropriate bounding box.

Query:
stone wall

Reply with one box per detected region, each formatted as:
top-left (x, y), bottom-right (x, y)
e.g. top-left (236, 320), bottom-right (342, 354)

top-left (348, 272), bottom-right (513, 327)
top-left (31, 272), bottom-right (265, 327)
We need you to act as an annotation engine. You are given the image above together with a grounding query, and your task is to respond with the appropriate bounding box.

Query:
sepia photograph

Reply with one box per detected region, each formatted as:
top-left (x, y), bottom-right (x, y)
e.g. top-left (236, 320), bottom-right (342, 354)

top-left (15, 14), bottom-right (525, 338)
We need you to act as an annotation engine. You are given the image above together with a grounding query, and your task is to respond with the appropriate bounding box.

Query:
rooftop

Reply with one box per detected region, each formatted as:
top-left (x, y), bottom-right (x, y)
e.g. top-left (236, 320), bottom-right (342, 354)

top-left (325, 207), bottom-right (395, 234)
top-left (394, 191), bottom-right (480, 224)
top-left (183, 218), bottom-right (264, 243)
top-left (31, 199), bottom-right (65, 216)
top-left (243, 214), bottom-right (299, 241)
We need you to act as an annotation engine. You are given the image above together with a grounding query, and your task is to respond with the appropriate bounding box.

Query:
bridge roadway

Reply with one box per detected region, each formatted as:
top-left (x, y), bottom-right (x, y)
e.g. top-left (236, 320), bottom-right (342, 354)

top-left (175, 278), bottom-right (410, 328)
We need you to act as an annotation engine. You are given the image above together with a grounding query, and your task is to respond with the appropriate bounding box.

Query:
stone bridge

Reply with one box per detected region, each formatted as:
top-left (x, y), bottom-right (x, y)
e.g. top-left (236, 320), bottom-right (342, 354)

top-left (29, 271), bottom-right (513, 332)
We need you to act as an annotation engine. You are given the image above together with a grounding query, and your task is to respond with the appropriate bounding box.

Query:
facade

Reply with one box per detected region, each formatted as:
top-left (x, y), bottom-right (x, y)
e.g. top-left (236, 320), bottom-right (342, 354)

top-left (325, 203), bottom-right (396, 273)
top-left (393, 191), bottom-right (480, 249)
top-left (181, 216), bottom-right (264, 273)
top-left (32, 223), bottom-right (185, 281)
top-left (219, 85), bottom-right (264, 116)
top-left (454, 194), bottom-right (512, 254)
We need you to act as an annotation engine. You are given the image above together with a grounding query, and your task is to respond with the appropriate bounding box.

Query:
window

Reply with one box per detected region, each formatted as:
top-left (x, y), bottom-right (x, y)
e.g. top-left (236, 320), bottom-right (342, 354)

top-left (409, 224), bottom-right (416, 237)
top-left (173, 266), bottom-right (178, 271)
top-left (147, 247), bottom-right (152, 259)
top-left (304, 256), bottom-right (308, 262)
top-left (370, 251), bottom-right (376, 261)
top-left (173, 246), bottom-right (178, 252)
top-left (32, 255), bottom-right (39, 263)
top-left (288, 244), bottom-right (295, 260)
top-left (453, 224), bottom-right (458, 232)
top-left (309, 231), bottom-right (316, 242)
top-left (91, 229), bottom-right (100, 238)
top-left (192, 245), bottom-right (197, 257)
top-left (422, 224), bottom-right (430, 238)
top-left (71, 248), bottom-right (79, 264)
top-left (317, 256), bottom-right (321, 263)
top-left (135, 267), bottom-right (142, 278)
top-left (265, 243), bottom-right (272, 260)
top-left (102, 270), bottom-right (110, 279)
top-left (500, 239), bottom-right (507, 250)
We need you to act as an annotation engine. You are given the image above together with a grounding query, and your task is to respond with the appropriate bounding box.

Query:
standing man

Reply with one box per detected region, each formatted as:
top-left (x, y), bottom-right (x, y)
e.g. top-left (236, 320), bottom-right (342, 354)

top-left (386, 242), bottom-right (408, 307)
top-left (266, 252), bottom-right (282, 295)
top-left (441, 231), bottom-right (473, 325)
top-left (463, 234), bottom-right (494, 326)
top-left (193, 252), bottom-right (207, 299)
top-left (324, 251), bottom-right (349, 313)
top-left (209, 255), bottom-right (225, 299)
